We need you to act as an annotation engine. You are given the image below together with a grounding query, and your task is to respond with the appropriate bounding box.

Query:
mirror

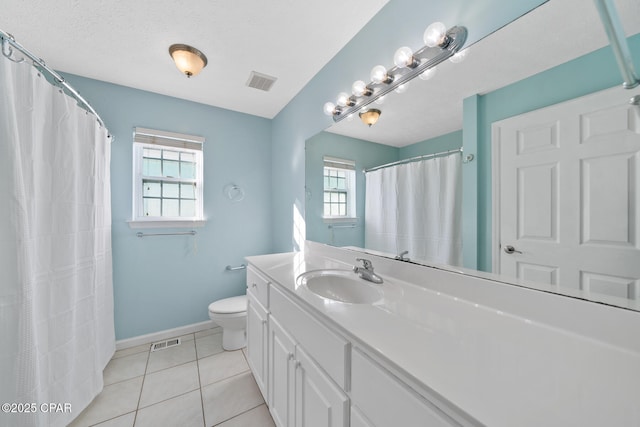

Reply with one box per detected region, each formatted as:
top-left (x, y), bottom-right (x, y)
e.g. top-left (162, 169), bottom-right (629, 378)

top-left (305, 0), bottom-right (640, 311)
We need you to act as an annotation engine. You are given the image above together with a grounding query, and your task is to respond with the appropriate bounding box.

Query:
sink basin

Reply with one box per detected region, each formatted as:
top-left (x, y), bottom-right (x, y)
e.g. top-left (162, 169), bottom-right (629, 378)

top-left (297, 269), bottom-right (383, 304)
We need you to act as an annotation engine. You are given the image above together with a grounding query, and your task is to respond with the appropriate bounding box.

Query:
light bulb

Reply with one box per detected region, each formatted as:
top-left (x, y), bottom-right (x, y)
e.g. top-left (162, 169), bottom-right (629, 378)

top-left (323, 102), bottom-right (336, 116)
top-left (424, 22), bottom-right (447, 47)
top-left (419, 67), bottom-right (437, 80)
top-left (449, 49), bottom-right (468, 63)
top-left (336, 92), bottom-right (350, 107)
top-left (394, 82), bottom-right (409, 94)
top-left (351, 80), bottom-right (369, 97)
top-left (393, 46), bottom-right (415, 68)
top-left (370, 65), bottom-right (390, 84)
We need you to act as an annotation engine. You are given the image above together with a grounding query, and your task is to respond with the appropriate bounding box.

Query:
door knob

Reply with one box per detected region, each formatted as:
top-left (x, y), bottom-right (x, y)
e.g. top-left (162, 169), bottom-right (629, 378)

top-left (504, 245), bottom-right (522, 254)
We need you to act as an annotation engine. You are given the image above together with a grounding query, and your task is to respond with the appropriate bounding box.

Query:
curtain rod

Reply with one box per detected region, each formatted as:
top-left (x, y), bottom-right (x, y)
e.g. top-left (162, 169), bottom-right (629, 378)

top-left (364, 148), bottom-right (464, 173)
top-left (0, 29), bottom-right (111, 137)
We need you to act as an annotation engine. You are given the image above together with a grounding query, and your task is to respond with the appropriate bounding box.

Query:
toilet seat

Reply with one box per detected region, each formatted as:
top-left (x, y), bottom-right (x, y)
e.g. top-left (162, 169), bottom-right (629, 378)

top-left (208, 295), bottom-right (247, 314)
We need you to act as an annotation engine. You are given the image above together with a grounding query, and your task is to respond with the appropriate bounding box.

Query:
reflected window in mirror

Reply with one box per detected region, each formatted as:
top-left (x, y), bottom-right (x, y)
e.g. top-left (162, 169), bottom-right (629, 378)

top-left (323, 156), bottom-right (356, 219)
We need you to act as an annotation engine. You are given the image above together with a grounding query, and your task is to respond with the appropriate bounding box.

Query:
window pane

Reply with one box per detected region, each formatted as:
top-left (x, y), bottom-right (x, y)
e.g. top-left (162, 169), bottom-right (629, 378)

top-left (143, 181), bottom-right (161, 197)
top-left (163, 199), bottom-right (179, 217)
top-left (336, 177), bottom-right (346, 190)
top-left (324, 176), bottom-right (329, 188)
top-left (144, 198), bottom-right (161, 216)
top-left (143, 148), bottom-right (161, 159)
top-left (163, 150), bottom-right (179, 161)
top-left (163, 160), bottom-right (179, 178)
top-left (163, 182), bottom-right (180, 198)
top-left (181, 200), bottom-right (195, 217)
top-left (337, 170), bottom-right (346, 178)
top-left (323, 192), bottom-right (330, 202)
top-left (181, 162), bottom-right (196, 179)
top-left (181, 152), bottom-right (195, 162)
top-left (324, 205), bottom-right (331, 216)
top-left (181, 183), bottom-right (195, 199)
top-left (339, 205), bottom-right (346, 216)
top-left (143, 158), bottom-right (162, 177)
top-left (339, 193), bottom-right (346, 203)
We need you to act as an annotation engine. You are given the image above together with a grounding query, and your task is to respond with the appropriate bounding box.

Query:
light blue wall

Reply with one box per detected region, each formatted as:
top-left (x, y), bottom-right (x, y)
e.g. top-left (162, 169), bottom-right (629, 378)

top-left (271, 0), bottom-right (548, 252)
top-left (305, 132), bottom-right (397, 247)
top-left (62, 74), bottom-right (273, 340)
top-left (398, 130), bottom-right (462, 159)
top-left (466, 34), bottom-right (640, 272)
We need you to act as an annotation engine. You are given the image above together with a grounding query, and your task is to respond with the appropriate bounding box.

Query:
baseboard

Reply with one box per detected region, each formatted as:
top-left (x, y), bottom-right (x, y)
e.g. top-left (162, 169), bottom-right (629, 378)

top-left (115, 320), bottom-right (217, 350)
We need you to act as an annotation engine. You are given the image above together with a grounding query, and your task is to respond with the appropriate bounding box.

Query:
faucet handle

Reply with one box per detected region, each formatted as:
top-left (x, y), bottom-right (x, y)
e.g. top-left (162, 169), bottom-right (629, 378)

top-left (355, 258), bottom-right (373, 270)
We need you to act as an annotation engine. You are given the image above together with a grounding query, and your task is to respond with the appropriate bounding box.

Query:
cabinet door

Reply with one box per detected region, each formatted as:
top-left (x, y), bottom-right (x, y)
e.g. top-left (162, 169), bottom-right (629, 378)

top-left (269, 316), bottom-right (296, 427)
top-left (247, 292), bottom-right (269, 400)
top-left (294, 345), bottom-right (349, 427)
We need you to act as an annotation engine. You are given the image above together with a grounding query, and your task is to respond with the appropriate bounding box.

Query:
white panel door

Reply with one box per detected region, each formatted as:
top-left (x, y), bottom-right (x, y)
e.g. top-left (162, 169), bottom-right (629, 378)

top-left (246, 291), bottom-right (269, 401)
top-left (494, 85), bottom-right (640, 301)
top-left (269, 316), bottom-right (296, 427)
top-left (294, 345), bottom-right (349, 427)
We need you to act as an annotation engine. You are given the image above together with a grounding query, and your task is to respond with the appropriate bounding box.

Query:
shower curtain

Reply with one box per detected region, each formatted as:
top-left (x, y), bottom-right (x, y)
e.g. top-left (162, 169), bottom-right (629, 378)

top-left (365, 152), bottom-right (462, 266)
top-left (0, 55), bottom-right (114, 426)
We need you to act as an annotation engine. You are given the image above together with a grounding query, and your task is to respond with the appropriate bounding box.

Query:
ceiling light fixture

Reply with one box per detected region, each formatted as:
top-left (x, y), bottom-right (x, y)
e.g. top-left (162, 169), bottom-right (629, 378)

top-left (169, 44), bottom-right (208, 78)
top-left (359, 109), bottom-right (381, 127)
top-left (323, 22), bottom-right (467, 124)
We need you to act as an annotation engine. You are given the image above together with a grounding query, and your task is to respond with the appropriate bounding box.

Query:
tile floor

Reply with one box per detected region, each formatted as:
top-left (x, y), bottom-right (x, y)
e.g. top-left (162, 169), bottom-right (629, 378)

top-left (69, 327), bottom-right (275, 427)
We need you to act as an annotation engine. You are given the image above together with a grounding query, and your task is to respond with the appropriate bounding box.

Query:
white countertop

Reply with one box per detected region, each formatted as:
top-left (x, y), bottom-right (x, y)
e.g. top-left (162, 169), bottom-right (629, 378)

top-left (246, 242), bottom-right (640, 427)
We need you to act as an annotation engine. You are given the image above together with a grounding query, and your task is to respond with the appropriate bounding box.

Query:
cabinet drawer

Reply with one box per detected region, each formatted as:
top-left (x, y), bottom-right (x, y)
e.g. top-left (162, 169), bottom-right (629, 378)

top-left (246, 265), bottom-right (269, 308)
top-left (351, 348), bottom-right (459, 427)
top-left (270, 285), bottom-right (349, 389)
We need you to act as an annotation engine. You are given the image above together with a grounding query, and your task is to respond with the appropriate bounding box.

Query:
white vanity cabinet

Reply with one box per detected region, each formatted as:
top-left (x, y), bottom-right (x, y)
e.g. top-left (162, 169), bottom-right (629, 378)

top-left (268, 285), bottom-right (349, 427)
top-left (351, 348), bottom-right (461, 427)
top-left (246, 266), bottom-right (270, 401)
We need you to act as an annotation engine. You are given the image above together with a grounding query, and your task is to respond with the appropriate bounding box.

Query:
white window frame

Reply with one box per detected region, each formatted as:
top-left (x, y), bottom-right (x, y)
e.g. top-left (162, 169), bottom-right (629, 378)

top-left (128, 127), bottom-right (206, 229)
top-left (322, 156), bottom-right (356, 222)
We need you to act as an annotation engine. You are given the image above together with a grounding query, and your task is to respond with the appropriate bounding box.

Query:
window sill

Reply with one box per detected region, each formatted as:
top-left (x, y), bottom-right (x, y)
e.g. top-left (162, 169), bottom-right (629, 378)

top-left (322, 217), bottom-right (358, 224)
top-left (127, 219), bottom-right (207, 229)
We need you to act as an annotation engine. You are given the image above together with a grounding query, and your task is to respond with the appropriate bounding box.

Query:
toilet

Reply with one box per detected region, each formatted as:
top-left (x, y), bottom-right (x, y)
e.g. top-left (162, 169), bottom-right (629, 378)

top-left (208, 295), bottom-right (248, 351)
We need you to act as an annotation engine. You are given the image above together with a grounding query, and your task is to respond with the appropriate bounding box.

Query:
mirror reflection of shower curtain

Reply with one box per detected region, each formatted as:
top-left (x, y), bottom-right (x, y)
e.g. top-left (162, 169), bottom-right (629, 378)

top-left (0, 58), bottom-right (114, 426)
top-left (365, 152), bottom-right (462, 266)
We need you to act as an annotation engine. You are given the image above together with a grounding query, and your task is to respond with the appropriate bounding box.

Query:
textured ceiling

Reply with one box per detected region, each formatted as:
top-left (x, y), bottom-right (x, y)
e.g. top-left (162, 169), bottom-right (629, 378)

top-left (0, 0), bottom-right (388, 118)
top-left (327, 0), bottom-right (640, 146)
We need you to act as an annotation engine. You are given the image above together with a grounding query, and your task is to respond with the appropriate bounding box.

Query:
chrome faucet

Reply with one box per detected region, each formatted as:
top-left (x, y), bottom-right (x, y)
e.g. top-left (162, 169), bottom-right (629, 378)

top-left (353, 258), bottom-right (383, 284)
top-left (395, 250), bottom-right (410, 262)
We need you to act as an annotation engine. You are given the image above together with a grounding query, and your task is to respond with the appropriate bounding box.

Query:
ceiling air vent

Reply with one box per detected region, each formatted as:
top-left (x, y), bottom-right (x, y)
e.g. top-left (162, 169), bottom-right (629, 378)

top-left (246, 71), bottom-right (277, 92)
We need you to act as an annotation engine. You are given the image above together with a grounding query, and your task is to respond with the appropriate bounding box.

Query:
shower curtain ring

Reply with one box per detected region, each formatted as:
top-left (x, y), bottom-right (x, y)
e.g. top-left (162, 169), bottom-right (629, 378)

top-left (2, 38), bottom-right (25, 63)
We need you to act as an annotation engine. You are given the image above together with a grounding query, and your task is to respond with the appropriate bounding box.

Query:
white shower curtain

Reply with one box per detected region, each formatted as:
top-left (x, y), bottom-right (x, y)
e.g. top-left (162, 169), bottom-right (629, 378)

top-left (0, 57), bottom-right (114, 426)
top-left (365, 152), bottom-right (462, 266)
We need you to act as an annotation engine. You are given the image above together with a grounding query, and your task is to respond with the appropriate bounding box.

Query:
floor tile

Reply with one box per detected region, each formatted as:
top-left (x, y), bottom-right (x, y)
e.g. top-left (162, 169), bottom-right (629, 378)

top-left (139, 361), bottom-right (200, 408)
top-left (202, 371), bottom-right (264, 426)
top-left (134, 389), bottom-right (204, 427)
top-left (198, 350), bottom-right (249, 387)
top-left (217, 404), bottom-right (275, 427)
top-left (113, 344), bottom-right (151, 359)
top-left (69, 376), bottom-right (143, 427)
top-left (92, 411), bottom-right (136, 427)
top-left (195, 331), bottom-right (224, 359)
top-left (104, 352), bottom-right (149, 385)
top-left (146, 339), bottom-right (196, 373)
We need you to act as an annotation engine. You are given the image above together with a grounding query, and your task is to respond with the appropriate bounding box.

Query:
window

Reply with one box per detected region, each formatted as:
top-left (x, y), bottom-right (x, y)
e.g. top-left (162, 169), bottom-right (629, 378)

top-left (131, 127), bottom-right (205, 227)
top-left (323, 156), bottom-right (356, 219)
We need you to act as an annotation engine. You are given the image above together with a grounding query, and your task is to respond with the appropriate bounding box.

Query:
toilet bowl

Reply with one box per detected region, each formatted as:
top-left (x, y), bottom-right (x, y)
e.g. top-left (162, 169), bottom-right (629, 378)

top-left (208, 295), bottom-right (248, 351)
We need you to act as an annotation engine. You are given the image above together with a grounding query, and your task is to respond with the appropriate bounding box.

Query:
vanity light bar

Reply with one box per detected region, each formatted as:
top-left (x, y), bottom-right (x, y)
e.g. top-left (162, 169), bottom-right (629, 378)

top-left (324, 24), bottom-right (467, 123)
